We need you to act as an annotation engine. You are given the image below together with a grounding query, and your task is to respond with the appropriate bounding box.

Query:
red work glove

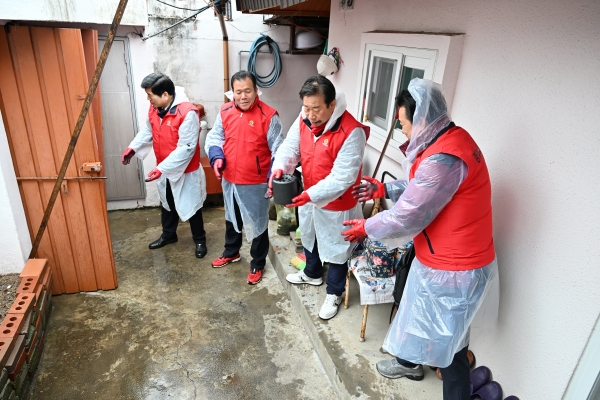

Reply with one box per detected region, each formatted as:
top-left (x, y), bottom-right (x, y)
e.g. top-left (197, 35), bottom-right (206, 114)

top-left (265, 169), bottom-right (284, 198)
top-left (145, 168), bottom-right (162, 182)
top-left (286, 192), bottom-right (310, 208)
top-left (121, 147), bottom-right (135, 165)
top-left (351, 176), bottom-right (385, 202)
top-left (213, 159), bottom-right (224, 181)
top-left (341, 219), bottom-right (368, 242)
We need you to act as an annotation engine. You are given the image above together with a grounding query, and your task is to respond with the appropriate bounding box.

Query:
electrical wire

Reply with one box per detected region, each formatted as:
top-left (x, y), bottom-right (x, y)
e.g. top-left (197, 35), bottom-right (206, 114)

top-left (142, 5), bottom-right (211, 40)
top-left (247, 34), bottom-right (282, 88)
top-left (154, 0), bottom-right (204, 11)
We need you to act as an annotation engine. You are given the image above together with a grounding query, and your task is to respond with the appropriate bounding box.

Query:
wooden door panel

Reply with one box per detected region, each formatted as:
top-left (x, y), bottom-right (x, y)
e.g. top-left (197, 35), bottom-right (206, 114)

top-left (32, 27), bottom-right (98, 292)
top-left (8, 26), bottom-right (80, 293)
top-left (56, 28), bottom-right (117, 290)
top-left (0, 26), bottom-right (117, 294)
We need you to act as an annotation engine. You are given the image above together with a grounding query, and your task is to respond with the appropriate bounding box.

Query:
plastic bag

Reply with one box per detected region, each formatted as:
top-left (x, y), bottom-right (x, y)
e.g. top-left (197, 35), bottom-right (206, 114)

top-left (383, 257), bottom-right (498, 368)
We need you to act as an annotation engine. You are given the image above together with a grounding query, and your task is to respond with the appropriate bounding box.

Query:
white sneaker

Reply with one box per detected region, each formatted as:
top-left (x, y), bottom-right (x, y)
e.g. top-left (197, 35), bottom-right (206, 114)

top-left (286, 270), bottom-right (323, 286)
top-left (319, 294), bottom-right (342, 320)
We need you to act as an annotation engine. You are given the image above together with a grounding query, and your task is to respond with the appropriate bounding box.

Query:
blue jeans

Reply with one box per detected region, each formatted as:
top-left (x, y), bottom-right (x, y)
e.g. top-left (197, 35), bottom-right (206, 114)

top-left (303, 240), bottom-right (348, 296)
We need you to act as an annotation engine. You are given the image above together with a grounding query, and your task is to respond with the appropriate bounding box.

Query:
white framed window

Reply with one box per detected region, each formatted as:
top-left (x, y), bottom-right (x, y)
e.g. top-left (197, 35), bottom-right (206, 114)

top-left (359, 45), bottom-right (437, 142)
top-left (355, 32), bottom-right (465, 162)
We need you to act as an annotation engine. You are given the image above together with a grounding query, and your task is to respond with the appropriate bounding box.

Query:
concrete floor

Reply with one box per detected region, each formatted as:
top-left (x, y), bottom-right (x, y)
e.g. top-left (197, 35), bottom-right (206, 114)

top-left (29, 208), bottom-right (335, 400)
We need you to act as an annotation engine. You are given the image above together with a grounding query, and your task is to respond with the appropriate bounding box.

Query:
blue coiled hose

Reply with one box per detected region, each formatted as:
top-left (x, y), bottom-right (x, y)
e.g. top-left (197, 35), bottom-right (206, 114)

top-left (247, 34), bottom-right (282, 88)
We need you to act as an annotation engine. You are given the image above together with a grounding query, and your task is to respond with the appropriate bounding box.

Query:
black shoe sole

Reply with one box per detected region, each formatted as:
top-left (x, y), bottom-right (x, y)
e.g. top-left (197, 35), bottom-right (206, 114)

top-left (376, 367), bottom-right (424, 381)
top-left (149, 237), bottom-right (178, 249)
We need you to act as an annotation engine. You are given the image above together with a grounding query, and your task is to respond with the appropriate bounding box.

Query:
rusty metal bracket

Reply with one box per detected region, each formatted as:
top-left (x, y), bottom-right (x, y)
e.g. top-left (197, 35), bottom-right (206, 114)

top-left (82, 162), bottom-right (102, 172)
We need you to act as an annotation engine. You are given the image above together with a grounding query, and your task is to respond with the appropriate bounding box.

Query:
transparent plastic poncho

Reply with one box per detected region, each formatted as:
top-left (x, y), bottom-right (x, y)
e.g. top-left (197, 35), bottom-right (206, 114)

top-left (205, 106), bottom-right (283, 241)
top-left (363, 79), bottom-right (499, 366)
top-left (383, 257), bottom-right (499, 368)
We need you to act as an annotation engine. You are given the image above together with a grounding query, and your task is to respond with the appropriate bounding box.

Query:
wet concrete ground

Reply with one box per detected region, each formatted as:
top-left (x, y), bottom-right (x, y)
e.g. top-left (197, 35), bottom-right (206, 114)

top-left (29, 208), bottom-right (335, 399)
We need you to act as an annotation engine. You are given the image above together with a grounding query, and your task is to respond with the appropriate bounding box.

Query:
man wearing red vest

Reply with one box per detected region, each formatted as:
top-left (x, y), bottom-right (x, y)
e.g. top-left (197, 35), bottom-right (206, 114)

top-left (205, 71), bottom-right (283, 285)
top-left (343, 79), bottom-right (499, 400)
top-left (269, 76), bottom-right (369, 321)
top-left (121, 73), bottom-right (207, 258)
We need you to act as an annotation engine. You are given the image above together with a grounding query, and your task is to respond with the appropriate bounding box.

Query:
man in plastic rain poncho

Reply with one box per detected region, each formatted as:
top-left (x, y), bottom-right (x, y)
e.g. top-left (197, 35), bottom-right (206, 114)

top-left (122, 72), bottom-right (208, 258)
top-left (205, 71), bottom-right (283, 285)
top-left (342, 79), bottom-right (499, 400)
top-left (268, 76), bottom-right (370, 321)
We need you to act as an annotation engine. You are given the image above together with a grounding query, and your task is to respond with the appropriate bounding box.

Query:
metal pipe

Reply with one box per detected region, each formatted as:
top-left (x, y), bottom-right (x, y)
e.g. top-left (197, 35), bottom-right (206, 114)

top-left (238, 49), bottom-right (271, 72)
top-left (215, 0), bottom-right (229, 103)
top-left (28, 0), bottom-right (129, 259)
top-left (17, 177), bottom-right (107, 181)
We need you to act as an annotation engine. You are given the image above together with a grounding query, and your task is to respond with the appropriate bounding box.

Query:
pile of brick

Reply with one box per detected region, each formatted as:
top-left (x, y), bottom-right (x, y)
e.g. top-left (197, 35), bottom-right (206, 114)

top-left (0, 259), bottom-right (52, 400)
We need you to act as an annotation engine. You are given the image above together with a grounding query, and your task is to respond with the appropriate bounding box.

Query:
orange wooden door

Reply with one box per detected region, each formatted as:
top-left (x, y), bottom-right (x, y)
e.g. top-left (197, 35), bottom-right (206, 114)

top-left (0, 26), bottom-right (117, 294)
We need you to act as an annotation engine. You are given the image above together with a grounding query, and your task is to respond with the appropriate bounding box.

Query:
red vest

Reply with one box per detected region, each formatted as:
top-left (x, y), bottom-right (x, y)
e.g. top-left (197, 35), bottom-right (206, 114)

top-left (410, 126), bottom-right (495, 271)
top-left (299, 111), bottom-right (370, 211)
top-left (148, 102), bottom-right (200, 173)
top-left (220, 98), bottom-right (278, 184)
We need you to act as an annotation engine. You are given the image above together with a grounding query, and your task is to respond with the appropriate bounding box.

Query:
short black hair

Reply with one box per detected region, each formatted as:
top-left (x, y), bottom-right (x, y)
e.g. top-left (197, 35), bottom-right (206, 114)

top-left (141, 72), bottom-right (175, 96)
top-left (395, 90), bottom-right (416, 123)
top-left (299, 76), bottom-right (336, 107)
top-left (231, 70), bottom-right (257, 90)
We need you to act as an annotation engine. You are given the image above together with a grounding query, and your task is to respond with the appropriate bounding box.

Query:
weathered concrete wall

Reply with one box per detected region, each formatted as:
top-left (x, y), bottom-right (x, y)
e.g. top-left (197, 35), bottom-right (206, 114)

top-left (0, 0), bottom-right (147, 26)
top-left (145, 0), bottom-right (320, 132)
top-left (327, 0), bottom-right (600, 399)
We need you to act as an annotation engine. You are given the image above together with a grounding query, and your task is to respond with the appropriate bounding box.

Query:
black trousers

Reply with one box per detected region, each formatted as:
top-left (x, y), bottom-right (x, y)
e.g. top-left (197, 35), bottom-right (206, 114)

top-left (161, 180), bottom-right (206, 245)
top-left (303, 239), bottom-right (348, 296)
top-left (397, 345), bottom-right (471, 400)
top-left (223, 196), bottom-right (269, 271)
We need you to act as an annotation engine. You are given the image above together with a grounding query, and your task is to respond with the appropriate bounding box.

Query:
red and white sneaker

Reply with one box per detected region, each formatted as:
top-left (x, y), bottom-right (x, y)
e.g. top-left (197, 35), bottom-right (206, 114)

top-left (247, 269), bottom-right (263, 285)
top-left (212, 253), bottom-right (241, 268)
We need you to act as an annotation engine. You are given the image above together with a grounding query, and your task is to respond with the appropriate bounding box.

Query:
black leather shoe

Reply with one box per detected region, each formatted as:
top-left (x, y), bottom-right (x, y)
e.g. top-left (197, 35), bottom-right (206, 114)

top-left (149, 235), bottom-right (178, 249)
top-left (195, 243), bottom-right (208, 258)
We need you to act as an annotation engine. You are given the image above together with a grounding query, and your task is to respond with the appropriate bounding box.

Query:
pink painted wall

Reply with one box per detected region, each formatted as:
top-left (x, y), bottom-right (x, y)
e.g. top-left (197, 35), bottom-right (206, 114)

top-left (327, 0), bottom-right (600, 398)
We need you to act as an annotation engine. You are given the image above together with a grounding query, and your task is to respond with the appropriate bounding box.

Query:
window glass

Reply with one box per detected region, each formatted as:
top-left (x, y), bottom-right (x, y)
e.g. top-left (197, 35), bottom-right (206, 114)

top-left (368, 56), bottom-right (397, 129)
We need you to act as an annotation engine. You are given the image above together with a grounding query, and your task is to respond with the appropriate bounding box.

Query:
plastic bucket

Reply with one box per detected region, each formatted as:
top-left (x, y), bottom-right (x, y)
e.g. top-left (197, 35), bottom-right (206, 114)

top-left (272, 174), bottom-right (299, 205)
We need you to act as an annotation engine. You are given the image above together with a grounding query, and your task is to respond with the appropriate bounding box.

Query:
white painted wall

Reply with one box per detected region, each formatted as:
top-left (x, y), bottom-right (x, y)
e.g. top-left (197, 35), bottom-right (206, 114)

top-left (0, 0), bottom-right (147, 26)
top-left (145, 1), bottom-right (320, 132)
top-left (0, 112), bottom-right (32, 273)
top-left (107, 1), bottom-right (320, 209)
top-left (328, 0), bottom-right (600, 399)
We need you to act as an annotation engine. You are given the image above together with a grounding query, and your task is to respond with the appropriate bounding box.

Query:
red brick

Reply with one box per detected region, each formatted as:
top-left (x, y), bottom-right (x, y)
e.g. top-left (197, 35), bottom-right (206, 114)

top-left (25, 331), bottom-right (37, 360)
top-left (40, 267), bottom-right (51, 289)
top-left (15, 277), bottom-right (38, 294)
top-left (7, 294), bottom-right (35, 316)
top-left (19, 259), bottom-right (47, 281)
top-left (0, 337), bottom-right (15, 368)
top-left (19, 312), bottom-right (31, 336)
top-left (0, 315), bottom-right (26, 340)
top-left (5, 335), bottom-right (25, 377)
top-left (33, 285), bottom-right (43, 309)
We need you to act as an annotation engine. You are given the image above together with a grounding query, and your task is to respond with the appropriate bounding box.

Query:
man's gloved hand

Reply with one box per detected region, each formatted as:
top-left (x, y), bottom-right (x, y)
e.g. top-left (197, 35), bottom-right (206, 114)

top-left (121, 148), bottom-right (135, 165)
top-left (213, 159), bottom-right (224, 181)
top-left (265, 169), bottom-right (284, 198)
top-left (286, 191), bottom-right (310, 208)
top-left (352, 176), bottom-right (385, 202)
top-left (341, 219), bottom-right (368, 242)
top-left (145, 168), bottom-right (162, 182)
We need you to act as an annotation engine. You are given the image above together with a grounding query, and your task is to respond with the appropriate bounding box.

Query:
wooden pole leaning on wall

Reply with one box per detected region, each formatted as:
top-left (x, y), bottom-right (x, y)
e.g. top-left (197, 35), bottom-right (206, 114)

top-left (365, 118), bottom-right (398, 216)
top-left (28, 0), bottom-right (129, 259)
